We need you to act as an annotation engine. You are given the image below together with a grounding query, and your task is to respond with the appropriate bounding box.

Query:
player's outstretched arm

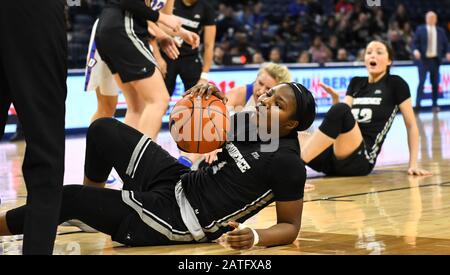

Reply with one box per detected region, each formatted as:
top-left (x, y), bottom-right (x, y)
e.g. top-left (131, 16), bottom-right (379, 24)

top-left (225, 200), bottom-right (303, 250)
top-left (399, 99), bottom-right (432, 176)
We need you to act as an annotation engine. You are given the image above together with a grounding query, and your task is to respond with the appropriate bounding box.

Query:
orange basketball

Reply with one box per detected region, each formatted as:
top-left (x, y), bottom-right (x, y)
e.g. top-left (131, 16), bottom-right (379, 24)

top-left (169, 95), bottom-right (230, 154)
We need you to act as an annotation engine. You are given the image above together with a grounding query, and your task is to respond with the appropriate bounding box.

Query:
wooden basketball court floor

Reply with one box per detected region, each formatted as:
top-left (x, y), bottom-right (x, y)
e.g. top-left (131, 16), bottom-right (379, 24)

top-left (1, 111), bottom-right (449, 255)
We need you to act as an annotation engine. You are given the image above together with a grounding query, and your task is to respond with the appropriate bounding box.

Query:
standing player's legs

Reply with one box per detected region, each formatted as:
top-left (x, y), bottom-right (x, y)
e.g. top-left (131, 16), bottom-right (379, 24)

top-left (163, 54), bottom-right (179, 96)
top-left (179, 55), bottom-right (203, 91)
top-left (85, 20), bottom-right (120, 123)
top-left (0, 0), bottom-right (67, 254)
top-left (91, 89), bottom-right (118, 122)
top-left (95, 12), bottom-right (170, 140)
top-left (113, 75), bottom-right (146, 131)
top-left (416, 61), bottom-right (428, 109)
top-left (429, 59), bottom-right (440, 108)
top-left (117, 70), bottom-right (170, 140)
top-left (88, 64), bottom-right (120, 122)
top-left (301, 103), bottom-right (363, 163)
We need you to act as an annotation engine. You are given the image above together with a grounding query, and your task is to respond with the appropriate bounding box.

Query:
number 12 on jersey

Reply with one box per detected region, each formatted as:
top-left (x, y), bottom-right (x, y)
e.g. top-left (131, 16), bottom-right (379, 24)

top-left (352, 108), bottom-right (373, 123)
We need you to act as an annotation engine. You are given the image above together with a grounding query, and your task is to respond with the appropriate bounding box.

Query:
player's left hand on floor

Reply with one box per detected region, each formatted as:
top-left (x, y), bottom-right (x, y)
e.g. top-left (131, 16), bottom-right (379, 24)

top-left (408, 167), bottom-right (432, 176)
top-left (225, 221), bottom-right (255, 250)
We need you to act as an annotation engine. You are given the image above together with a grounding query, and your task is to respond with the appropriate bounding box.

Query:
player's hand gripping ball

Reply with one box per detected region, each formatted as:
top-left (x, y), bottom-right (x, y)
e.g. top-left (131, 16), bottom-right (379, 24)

top-left (169, 83), bottom-right (230, 153)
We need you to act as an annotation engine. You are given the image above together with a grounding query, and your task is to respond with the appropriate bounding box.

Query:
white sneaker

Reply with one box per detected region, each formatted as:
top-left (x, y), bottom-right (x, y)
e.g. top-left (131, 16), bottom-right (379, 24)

top-left (61, 219), bottom-right (98, 233)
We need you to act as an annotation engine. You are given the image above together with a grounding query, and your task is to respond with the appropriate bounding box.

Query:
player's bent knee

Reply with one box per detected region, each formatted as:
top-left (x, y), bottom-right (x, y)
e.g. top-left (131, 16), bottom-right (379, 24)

top-left (327, 103), bottom-right (352, 118)
top-left (88, 118), bottom-right (116, 140)
top-left (319, 103), bottom-right (355, 139)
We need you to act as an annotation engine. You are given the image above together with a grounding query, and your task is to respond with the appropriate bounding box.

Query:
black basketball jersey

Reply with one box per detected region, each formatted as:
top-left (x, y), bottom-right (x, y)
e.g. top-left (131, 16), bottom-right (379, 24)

top-left (346, 74), bottom-right (411, 164)
top-left (181, 112), bottom-right (306, 240)
top-left (102, 0), bottom-right (165, 37)
top-left (172, 0), bottom-right (216, 57)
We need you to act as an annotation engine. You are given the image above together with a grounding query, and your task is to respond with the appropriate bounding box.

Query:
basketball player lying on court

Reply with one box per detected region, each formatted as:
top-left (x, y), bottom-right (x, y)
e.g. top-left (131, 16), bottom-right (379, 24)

top-left (0, 82), bottom-right (316, 250)
top-left (178, 62), bottom-right (292, 167)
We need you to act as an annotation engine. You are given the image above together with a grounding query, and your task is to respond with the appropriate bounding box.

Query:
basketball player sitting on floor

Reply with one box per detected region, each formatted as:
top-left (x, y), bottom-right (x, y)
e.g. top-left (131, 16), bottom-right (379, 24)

top-left (0, 82), bottom-right (316, 250)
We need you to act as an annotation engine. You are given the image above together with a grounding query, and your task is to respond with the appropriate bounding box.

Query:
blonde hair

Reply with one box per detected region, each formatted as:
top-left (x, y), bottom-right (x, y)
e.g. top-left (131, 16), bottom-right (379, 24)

top-left (257, 62), bottom-right (292, 84)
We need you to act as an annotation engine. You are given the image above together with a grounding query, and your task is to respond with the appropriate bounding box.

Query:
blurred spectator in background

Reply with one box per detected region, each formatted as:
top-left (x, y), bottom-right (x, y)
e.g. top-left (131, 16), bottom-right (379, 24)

top-left (373, 8), bottom-right (387, 34)
top-left (413, 11), bottom-right (450, 111)
top-left (217, 5), bottom-right (239, 41)
top-left (288, 0), bottom-right (308, 17)
top-left (292, 21), bottom-right (311, 46)
top-left (216, 3), bottom-right (227, 21)
top-left (276, 18), bottom-right (293, 43)
top-left (336, 48), bottom-right (349, 62)
top-left (323, 16), bottom-right (337, 38)
top-left (307, 0), bottom-right (324, 24)
top-left (239, 5), bottom-right (257, 30)
top-left (309, 36), bottom-right (331, 63)
top-left (64, 0), bottom-right (450, 68)
top-left (269, 47), bottom-right (283, 63)
top-left (321, 0), bottom-right (335, 16)
top-left (298, 51), bottom-right (311, 63)
top-left (252, 51), bottom-right (265, 64)
top-left (389, 30), bottom-right (410, 60)
top-left (214, 46), bottom-right (226, 65)
top-left (233, 31), bottom-right (255, 62)
top-left (402, 22), bottom-right (414, 54)
top-left (402, 22), bottom-right (414, 43)
top-left (335, 0), bottom-right (354, 15)
top-left (355, 48), bottom-right (365, 62)
top-left (252, 2), bottom-right (266, 25)
top-left (353, 13), bottom-right (372, 50)
top-left (336, 17), bottom-right (353, 51)
top-left (390, 4), bottom-right (409, 30)
top-left (327, 35), bottom-right (339, 60)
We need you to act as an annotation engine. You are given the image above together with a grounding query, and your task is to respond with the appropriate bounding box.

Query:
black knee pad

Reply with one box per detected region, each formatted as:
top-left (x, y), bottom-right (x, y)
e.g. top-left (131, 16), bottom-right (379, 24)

top-left (86, 117), bottom-right (118, 158)
top-left (87, 118), bottom-right (117, 140)
top-left (85, 118), bottom-right (118, 183)
top-left (319, 103), bottom-right (355, 139)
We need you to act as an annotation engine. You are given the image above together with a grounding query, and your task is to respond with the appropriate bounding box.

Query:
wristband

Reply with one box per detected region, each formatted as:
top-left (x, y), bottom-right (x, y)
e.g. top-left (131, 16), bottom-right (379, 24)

top-left (200, 72), bottom-right (209, 80)
top-left (250, 228), bottom-right (259, 246)
top-left (238, 223), bottom-right (260, 247)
